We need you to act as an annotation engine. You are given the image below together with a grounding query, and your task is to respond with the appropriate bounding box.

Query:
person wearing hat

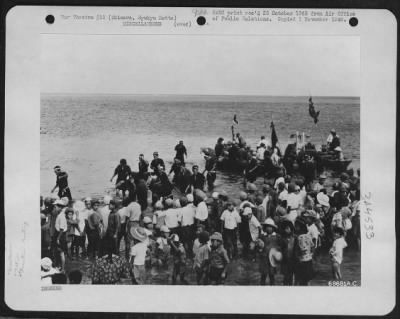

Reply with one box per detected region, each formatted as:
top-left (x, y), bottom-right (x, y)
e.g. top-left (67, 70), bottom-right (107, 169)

top-left (51, 166), bottom-right (72, 201)
top-left (174, 140), bottom-right (188, 165)
top-left (41, 257), bottom-right (59, 284)
top-left (256, 218), bottom-right (282, 285)
top-left (280, 220), bottom-right (296, 285)
top-left (129, 227), bottom-right (148, 284)
top-left (154, 225), bottom-right (171, 268)
top-left (150, 152), bottom-right (165, 174)
top-left (209, 232), bottom-right (230, 285)
top-left (178, 196), bottom-right (195, 258)
top-left (167, 234), bottom-right (188, 284)
top-left (110, 159), bottom-right (132, 198)
top-left (294, 216), bottom-right (315, 285)
top-left (220, 201), bottom-right (241, 259)
top-left (243, 207), bottom-right (262, 261)
top-left (103, 200), bottom-right (121, 256)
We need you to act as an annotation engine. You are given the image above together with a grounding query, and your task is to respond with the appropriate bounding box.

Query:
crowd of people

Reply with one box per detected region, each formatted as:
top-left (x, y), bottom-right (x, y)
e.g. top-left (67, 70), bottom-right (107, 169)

top-left (41, 134), bottom-right (360, 286)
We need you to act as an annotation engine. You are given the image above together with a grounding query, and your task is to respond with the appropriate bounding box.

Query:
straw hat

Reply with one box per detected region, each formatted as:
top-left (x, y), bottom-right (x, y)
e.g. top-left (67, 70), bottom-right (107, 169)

top-left (212, 192), bottom-right (219, 199)
top-left (317, 192), bottom-right (330, 207)
top-left (165, 198), bottom-right (174, 207)
top-left (210, 232), bottom-right (223, 242)
top-left (263, 218), bottom-right (277, 229)
top-left (247, 183), bottom-right (257, 192)
top-left (269, 248), bottom-right (283, 268)
top-left (239, 191), bottom-right (248, 201)
top-left (154, 201), bottom-right (163, 209)
top-left (60, 197), bottom-right (69, 206)
top-left (143, 216), bottom-right (152, 224)
top-left (243, 207), bottom-right (253, 216)
top-left (54, 199), bottom-right (66, 207)
top-left (194, 189), bottom-right (206, 200)
top-left (129, 226), bottom-right (148, 242)
top-left (160, 225), bottom-right (170, 233)
top-left (41, 257), bottom-right (53, 271)
top-left (218, 190), bottom-right (228, 199)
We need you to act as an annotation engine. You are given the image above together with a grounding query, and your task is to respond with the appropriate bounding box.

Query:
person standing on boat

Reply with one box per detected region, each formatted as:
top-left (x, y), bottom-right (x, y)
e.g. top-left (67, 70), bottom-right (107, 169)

top-left (51, 166), bottom-right (72, 200)
top-left (236, 133), bottom-right (247, 148)
top-left (214, 137), bottom-right (225, 158)
top-left (174, 140), bottom-right (187, 166)
top-left (327, 129), bottom-right (341, 151)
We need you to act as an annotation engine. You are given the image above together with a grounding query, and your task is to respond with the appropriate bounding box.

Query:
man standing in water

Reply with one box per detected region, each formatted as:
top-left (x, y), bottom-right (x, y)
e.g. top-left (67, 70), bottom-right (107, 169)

top-left (174, 140), bottom-right (188, 166)
top-left (51, 166), bottom-right (72, 200)
top-left (150, 152), bottom-right (165, 175)
top-left (110, 159), bottom-right (132, 198)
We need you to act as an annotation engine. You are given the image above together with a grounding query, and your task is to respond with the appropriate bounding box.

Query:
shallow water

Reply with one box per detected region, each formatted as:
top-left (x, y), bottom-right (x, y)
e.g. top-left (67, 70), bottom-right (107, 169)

top-left (41, 94), bottom-right (359, 199)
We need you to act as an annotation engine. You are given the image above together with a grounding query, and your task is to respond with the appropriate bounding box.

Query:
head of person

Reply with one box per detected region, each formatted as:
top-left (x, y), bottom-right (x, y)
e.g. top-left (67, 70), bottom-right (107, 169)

top-left (262, 183), bottom-right (272, 194)
top-left (319, 174), bottom-right (327, 184)
top-left (239, 191), bottom-right (248, 201)
top-left (153, 152), bottom-right (159, 159)
top-left (179, 140), bottom-right (183, 145)
top-left (196, 224), bottom-right (206, 236)
top-left (54, 200), bottom-right (66, 212)
top-left (68, 270), bottom-right (83, 284)
top-left (186, 194), bottom-right (194, 204)
top-left (243, 207), bottom-right (253, 220)
top-left (236, 133), bottom-right (240, 137)
top-left (198, 231), bottom-right (210, 245)
top-left (84, 197), bottom-right (92, 209)
top-left (160, 225), bottom-right (170, 237)
top-left (210, 232), bottom-right (223, 248)
top-left (226, 201), bottom-right (234, 212)
top-left (120, 158), bottom-right (127, 166)
top-left (108, 199), bottom-right (117, 211)
top-left (52, 273), bottom-right (67, 284)
top-left (41, 257), bottom-right (53, 272)
top-left (278, 182), bottom-right (286, 192)
top-left (158, 165), bottom-right (165, 173)
top-left (65, 208), bottom-right (74, 220)
top-left (331, 129), bottom-right (336, 136)
top-left (281, 220), bottom-right (294, 236)
top-left (294, 217), bottom-right (308, 235)
top-left (260, 143), bottom-right (266, 149)
top-left (192, 165), bottom-right (199, 174)
top-left (143, 216), bottom-right (153, 230)
top-left (333, 226), bottom-right (344, 240)
top-left (165, 198), bottom-right (174, 208)
top-left (260, 135), bottom-right (265, 140)
top-left (139, 154), bottom-right (144, 160)
top-left (217, 137), bottom-right (224, 144)
top-left (263, 218), bottom-right (277, 234)
top-left (53, 165), bottom-right (62, 175)
top-left (179, 196), bottom-right (188, 208)
top-left (91, 199), bottom-right (100, 211)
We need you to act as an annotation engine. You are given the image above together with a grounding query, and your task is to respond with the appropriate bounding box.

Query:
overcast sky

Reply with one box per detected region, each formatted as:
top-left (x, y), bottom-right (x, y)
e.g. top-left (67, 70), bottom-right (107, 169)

top-left (41, 35), bottom-right (359, 96)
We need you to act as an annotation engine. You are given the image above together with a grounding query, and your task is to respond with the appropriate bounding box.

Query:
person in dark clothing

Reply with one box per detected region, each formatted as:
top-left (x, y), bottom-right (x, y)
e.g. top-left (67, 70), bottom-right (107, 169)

top-left (138, 154), bottom-right (149, 180)
top-left (203, 155), bottom-right (217, 189)
top-left (150, 152), bottom-right (165, 174)
top-left (157, 166), bottom-right (173, 198)
top-left (174, 140), bottom-right (187, 165)
top-left (104, 200), bottom-right (121, 255)
top-left (125, 175), bottom-right (137, 202)
top-left (328, 130), bottom-right (341, 151)
top-left (168, 158), bottom-right (183, 183)
top-left (136, 178), bottom-right (149, 210)
top-left (189, 165), bottom-right (205, 192)
top-left (214, 138), bottom-right (225, 158)
top-left (51, 166), bottom-right (72, 200)
top-left (110, 159), bottom-right (132, 197)
top-left (300, 155), bottom-right (316, 191)
top-left (245, 153), bottom-right (259, 184)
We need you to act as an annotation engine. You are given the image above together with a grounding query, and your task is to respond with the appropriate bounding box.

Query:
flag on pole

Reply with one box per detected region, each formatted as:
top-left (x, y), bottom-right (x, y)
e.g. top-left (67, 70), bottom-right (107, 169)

top-left (270, 121), bottom-right (278, 148)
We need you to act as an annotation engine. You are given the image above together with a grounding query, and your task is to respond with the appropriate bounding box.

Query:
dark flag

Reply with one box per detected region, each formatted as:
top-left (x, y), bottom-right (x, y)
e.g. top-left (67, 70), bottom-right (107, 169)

top-left (233, 114), bottom-right (238, 125)
top-left (308, 96), bottom-right (320, 124)
top-left (270, 121), bottom-right (278, 147)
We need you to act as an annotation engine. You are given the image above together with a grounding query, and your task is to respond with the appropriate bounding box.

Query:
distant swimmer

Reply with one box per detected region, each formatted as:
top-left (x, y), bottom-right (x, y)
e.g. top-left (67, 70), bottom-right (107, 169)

top-left (51, 165), bottom-right (72, 200)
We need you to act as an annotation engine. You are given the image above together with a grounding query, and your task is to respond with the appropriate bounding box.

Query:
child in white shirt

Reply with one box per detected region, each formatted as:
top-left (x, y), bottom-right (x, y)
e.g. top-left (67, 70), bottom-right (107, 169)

top-left (329, 227), bottom-right (348, 280)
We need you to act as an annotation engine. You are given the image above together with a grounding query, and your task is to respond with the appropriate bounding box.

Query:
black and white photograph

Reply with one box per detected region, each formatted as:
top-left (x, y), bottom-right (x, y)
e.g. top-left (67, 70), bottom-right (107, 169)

top-left (4, 6), bottom-right (396, 314)
top-left (40, 33), bottom-right (361, 286)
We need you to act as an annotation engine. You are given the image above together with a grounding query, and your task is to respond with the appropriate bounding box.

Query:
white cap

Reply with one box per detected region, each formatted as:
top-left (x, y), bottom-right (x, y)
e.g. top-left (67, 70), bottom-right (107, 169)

top-left (186, 194), bottom-right (194, 203)
top-left (243, 207), bottom-right (253, 216)
top-left (212, 192), bottom-right (219, 199)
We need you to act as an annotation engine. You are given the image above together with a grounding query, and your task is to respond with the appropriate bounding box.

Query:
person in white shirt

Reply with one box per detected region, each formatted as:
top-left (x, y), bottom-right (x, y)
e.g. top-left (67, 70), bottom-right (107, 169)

top-left (220, 201), bottom-right (241, 259)
top-left (277, 183), bottom-right (288, 202)
top-left (127, 198), bottom-right (142, 228)
top-left (158, 198), bottom-right (181, 233)
top-left (73, 198), bottom-right (91, 258)
top-left (243, 207), bottom-right (261, 260)
top-left (99, 195), bottom-right (112, 233)
top-left (54, 203), bottom-right (68, 271)
top-left (41, 257), bottom-right (60, 285)
top-left (329, 227), bottom-right (347, 280)
top-left (178, 196), bottom-right (196, 257)
top-left (129, 227), bottom-right (148, 284)
top-left (256, 144), bottom-right (266, 161)
top-left (286, 183), bottom-right (302, 222)
top-left (195, 196), bottom-right (209, 228)
top-left (303, 210), bottom-right (320, 248)
top-left (257, 136), bottom-right (271, 149)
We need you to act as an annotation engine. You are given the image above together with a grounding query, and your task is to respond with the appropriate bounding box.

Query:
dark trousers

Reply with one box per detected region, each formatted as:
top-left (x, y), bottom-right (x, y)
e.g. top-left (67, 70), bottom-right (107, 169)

top-left (58, 187), bottom-right (72, 201)
top-left (223, 228), bottom-right (238, 258)
top-left (104, 233), bottom-right (118, 256)
top-left (87, 228), bottom-right (100, 258)
top-left (117, 224), bottom-right (129, 259)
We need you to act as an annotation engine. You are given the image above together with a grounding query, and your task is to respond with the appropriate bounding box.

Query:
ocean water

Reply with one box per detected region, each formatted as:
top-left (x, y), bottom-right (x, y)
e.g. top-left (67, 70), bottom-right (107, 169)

top-left (40, 94), bottom-right (360, 199)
